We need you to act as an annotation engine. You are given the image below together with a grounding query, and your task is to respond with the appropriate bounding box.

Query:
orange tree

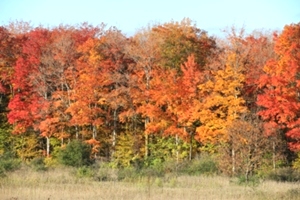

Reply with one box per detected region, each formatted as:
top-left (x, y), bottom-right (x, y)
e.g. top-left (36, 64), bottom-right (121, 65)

top-left (257, 23), bottom-right (300, 152)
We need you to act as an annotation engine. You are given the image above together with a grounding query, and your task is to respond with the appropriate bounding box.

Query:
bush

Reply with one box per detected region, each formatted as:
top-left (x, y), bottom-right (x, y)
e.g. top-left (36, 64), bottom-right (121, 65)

top-left (44, 157), bottom-right (59, 168)
top-left (58, 140), bottom-right (93, 167)
top-left (236, 175), bottom-right (261, 187)
top-left (117, 167), bottom-right (140, 181)
top-left (139, 166), bottom-right (165, 178)
top-left (284, 188), bottom-right (300, 200)
top-left (179, 155), bottom-right (218, 176)
top-left (268, 167), bottom-right (300, 182)
top-left (95, 167), bottom-right (110, 181)
top-left (0, 167), bottom-right (5, 177)
top-left (30, 157), bottom-right (47, 171)
top-left (292, 152), bottom-right (300, 170)
top-left (93, 163), bottom-right (116, 181)
top-left (76, 166), bottom-right (94, 178)
top-left (0, 153), bottom-right (21, 176)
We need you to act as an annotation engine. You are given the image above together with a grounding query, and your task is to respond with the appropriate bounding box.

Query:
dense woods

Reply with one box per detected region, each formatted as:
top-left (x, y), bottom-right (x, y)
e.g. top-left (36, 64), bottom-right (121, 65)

top-left (0, 19), bottom-right (300, 180)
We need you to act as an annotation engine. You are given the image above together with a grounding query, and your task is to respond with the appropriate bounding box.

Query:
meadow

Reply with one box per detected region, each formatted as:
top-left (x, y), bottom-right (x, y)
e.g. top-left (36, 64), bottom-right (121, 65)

top-left (1, 167), bottom-right (299, 200)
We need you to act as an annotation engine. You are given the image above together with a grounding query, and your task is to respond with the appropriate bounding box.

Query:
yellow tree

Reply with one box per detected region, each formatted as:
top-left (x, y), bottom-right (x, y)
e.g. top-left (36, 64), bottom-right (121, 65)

top-left (196, 51), bottom-right (247, 144)
top-left (195, 28), bottom-right (253, 171)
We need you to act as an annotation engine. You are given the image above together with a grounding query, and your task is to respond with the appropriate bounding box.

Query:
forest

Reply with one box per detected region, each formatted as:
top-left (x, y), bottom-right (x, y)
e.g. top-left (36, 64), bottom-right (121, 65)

top-left (0, 18), bottom-right (300, 182)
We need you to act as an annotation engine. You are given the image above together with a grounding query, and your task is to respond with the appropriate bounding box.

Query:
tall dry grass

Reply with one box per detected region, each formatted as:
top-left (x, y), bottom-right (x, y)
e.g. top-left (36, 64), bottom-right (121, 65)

top-left (0, 166), bottom-right (299, 200)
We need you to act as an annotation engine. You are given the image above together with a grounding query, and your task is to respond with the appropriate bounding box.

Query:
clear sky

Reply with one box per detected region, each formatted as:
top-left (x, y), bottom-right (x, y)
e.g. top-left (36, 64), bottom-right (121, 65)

top-left (0, 0), bottom-right (299, 37)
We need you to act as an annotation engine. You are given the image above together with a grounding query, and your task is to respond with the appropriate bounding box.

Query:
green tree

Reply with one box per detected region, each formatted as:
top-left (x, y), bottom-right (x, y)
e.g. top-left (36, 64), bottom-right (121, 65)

top-left (153, 18), bottom-right (216, 72)
top-left (58, 140), bottom-right (93, 167)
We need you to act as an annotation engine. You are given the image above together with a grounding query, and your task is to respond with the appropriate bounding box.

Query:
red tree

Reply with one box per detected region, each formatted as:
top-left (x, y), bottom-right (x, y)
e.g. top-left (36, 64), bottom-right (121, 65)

top-left (257, 23), bottom-right (300, 151)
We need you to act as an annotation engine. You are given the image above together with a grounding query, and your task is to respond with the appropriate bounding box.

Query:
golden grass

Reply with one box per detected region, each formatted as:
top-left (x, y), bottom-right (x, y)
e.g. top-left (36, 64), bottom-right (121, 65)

top-left (0, 167), bottom-right (299, 200)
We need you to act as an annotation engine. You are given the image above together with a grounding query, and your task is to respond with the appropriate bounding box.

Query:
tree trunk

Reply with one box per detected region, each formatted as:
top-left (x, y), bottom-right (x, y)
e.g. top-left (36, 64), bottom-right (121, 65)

top-left (111, 109), bottom-right (118, 158)
top-left (144, 118), bottom-right (149, 159)
top-left (93, 125), bottom-right (97, 158)
top-left (272, 140), bottom-right (276, 171)
top-left (232, 148), bottom-right (235, 175)
top-left (144, 66), bottom-right (150, 160)
top-left (245, 146), bottom-right (251, 183)
top-left (75, 126), bottom-right (79, 139)
top-left (176, 134), bottom-right (179, 164)
top-left (189, 131), bottom-right (193, 161)
top-left (46, 136), bottom-right (50, 157)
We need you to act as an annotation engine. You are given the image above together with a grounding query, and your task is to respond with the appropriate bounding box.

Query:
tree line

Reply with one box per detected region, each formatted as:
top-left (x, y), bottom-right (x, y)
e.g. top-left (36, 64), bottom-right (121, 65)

top-left (0, 19), bottom-right (300, 178)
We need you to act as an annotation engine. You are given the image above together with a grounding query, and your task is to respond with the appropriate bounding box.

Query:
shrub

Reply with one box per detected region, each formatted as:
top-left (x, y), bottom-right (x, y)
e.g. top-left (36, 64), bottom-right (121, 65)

top-left (236, 175), bottom-right (261, 187)
top-left (139, 166), bottom-right (165, 178)
top-left (117, 167), bottom-right (140, 181)
top-left (179, 154), bottom-right (218, 176)
top-left (0, 152), bottom-right (21, 176)
top-left (268, 167), bottom-right (300, 182)
top-left (0, 167), bottom-right (5, 177)
top-left (292, 152), bottom-right (300, 170)
top-left (44, 157), bottom-right (59, 168)
top-left (284, 188), bottom-right (300, 200)
top-left (76, 166), bottom-right (94, 178)
top-left (95, 167), bottom-right (109, 181)
top-left (58, 140), bottom-right (93, 167)
top-left (30, 157), bottom-right (47, 171)
top-left (93, 163), bottom-right (116, 181)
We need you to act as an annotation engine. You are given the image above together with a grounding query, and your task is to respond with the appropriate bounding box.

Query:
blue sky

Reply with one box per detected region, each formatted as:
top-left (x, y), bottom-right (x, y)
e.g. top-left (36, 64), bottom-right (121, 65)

top-left (0, 0), bottom-right (299, 36)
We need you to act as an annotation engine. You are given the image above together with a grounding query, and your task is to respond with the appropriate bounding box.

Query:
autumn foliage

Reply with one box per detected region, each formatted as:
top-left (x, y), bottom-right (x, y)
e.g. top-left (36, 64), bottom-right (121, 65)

top-left (257, 23), bottom-right (300, 151)
top-left (0, 20), bottom-right (300, 174)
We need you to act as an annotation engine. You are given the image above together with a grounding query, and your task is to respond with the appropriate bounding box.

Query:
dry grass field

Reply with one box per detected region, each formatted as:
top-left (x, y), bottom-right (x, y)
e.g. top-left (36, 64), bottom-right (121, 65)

top-left (0, 167), bottom-right (299, 200)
